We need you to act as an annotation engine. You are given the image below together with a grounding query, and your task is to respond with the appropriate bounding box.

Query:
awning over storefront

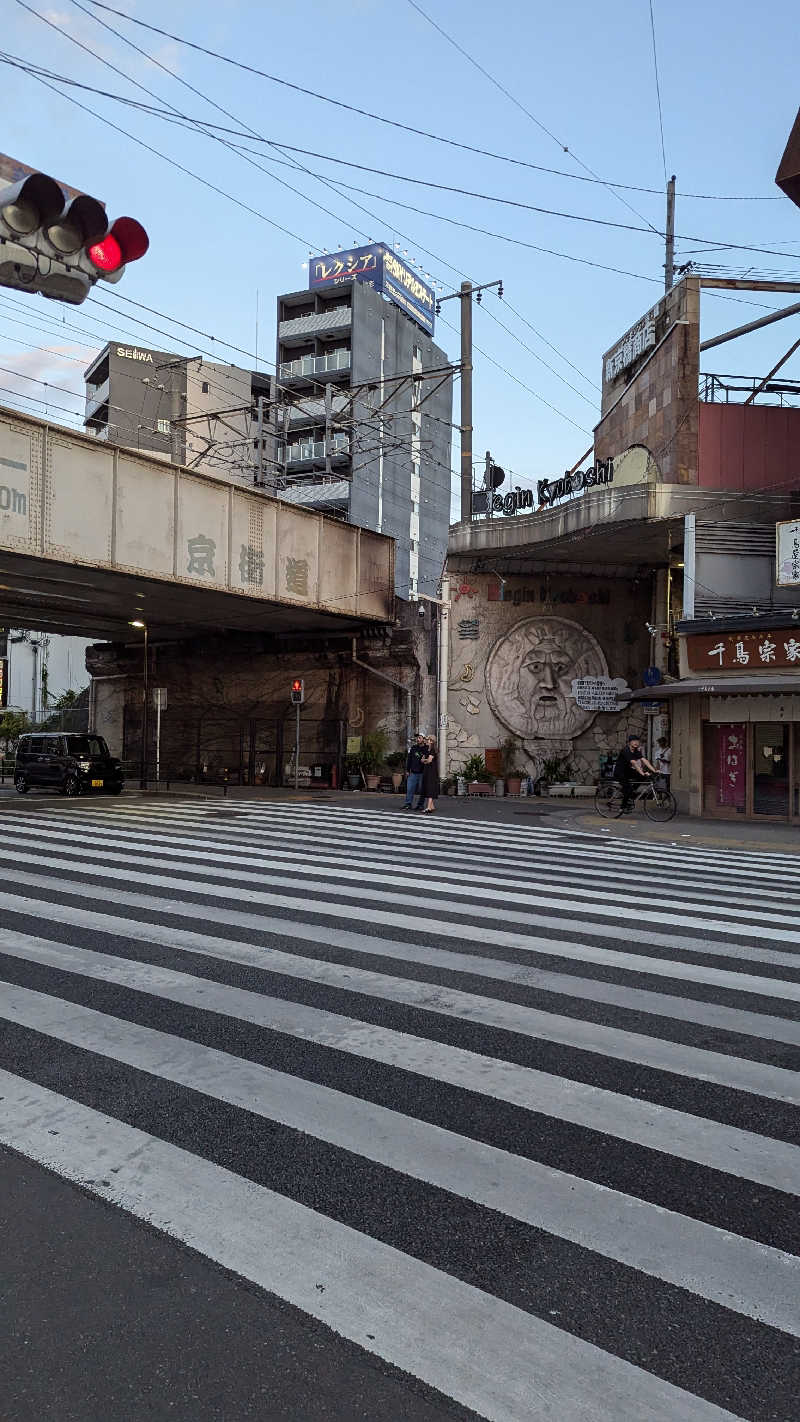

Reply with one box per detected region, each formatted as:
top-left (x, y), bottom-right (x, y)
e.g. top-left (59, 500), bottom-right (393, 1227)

top-left (627, 675), bottom-right (800, 699)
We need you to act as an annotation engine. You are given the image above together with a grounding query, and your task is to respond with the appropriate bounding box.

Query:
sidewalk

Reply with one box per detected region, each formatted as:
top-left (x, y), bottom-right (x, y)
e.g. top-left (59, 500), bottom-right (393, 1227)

top-left (3, 778), bottom-right (798, 853)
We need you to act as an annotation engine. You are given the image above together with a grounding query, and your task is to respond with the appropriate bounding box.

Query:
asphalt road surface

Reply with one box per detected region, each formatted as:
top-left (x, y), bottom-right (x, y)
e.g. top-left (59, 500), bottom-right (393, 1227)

top-left (0, 796), bottom-right (797, 1421)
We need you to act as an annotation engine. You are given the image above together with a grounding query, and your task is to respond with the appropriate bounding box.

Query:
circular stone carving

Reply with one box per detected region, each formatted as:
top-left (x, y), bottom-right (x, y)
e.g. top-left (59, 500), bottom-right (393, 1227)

top-left (485, 616), bottom-right (608, 741)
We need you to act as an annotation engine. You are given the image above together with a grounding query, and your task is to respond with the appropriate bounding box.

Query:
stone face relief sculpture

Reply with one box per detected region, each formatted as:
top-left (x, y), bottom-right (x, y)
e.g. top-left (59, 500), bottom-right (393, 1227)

top-left (485, 616), bottom-right (609, 741)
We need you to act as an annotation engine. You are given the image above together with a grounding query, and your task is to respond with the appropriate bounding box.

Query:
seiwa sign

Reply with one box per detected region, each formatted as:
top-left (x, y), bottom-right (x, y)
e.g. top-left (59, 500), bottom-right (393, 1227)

top-left (308, 243), bottom-right (435, 337)
top-left (116, 346), bottom-right (153, 363)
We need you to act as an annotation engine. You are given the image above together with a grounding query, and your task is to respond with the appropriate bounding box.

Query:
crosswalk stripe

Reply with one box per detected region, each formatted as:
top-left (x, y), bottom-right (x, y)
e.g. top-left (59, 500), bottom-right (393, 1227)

top-left (5, 820), bottom-right (798, 930)
top-left (8, 814), bottom-right (793, 930)
top-left (0, 1071), bottom-right (743, 1422)
top-left (4, 848), bottom-right (799, 978)
top-left (66, 798), bottom-right (800, 883)
top-left (4, 982), bottom-right (797, 1337)
top-left (2, 864), bottom-right (798, 1000)
top-left (1, 924), bottom-right (796, 1192)
top-left (1, 915), bottom-right (795, 1102)
top-left (2, 891), bottom-right (796, 1046)
top-left (1, 798), bottom-right (796, 1420)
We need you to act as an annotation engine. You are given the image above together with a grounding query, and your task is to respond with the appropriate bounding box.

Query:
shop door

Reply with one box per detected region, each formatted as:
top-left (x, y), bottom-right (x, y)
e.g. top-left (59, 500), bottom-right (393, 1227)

top-left (752, 723), bottom-right (790, 818)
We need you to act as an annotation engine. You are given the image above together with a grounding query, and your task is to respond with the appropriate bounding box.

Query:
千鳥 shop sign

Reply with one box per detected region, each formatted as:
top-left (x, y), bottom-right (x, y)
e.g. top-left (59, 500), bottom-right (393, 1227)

top-left (308, 244), bottom-right (435, 337)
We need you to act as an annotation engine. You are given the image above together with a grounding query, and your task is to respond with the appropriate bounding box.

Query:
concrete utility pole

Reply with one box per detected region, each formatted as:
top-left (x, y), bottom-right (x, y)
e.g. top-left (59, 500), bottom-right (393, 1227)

top-left (664, 175), bottom-right (676, 292)
top-left (437, 277), bottom-right (503, 523)
top-left (459, 281), bottom-right (473, 526)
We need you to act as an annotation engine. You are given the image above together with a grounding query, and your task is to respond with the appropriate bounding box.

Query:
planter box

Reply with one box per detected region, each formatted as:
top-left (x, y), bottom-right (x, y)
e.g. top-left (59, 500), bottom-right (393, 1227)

top-left (467, 781), bottom-right (492, 796)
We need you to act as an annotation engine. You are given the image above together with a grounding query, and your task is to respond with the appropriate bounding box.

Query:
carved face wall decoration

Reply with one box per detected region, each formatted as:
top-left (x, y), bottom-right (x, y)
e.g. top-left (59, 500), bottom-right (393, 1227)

top-left (485, 616), bottom-right (608, 741)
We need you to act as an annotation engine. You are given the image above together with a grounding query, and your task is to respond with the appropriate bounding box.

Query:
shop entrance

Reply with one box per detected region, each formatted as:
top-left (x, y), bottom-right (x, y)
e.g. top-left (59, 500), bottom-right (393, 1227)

top-left (702, 719), bottom-right (798, 820)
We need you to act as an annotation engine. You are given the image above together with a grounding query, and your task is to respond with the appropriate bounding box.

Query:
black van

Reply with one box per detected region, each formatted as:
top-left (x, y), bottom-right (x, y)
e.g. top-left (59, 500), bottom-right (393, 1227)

top-left (14, 733), bottom-right (124, 797)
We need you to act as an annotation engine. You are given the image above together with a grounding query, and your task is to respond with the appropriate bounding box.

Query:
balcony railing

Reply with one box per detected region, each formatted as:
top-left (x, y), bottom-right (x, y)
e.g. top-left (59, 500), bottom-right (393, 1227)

top-left (700, 372), bottom-right (800, 407)
top-left (283, 433), bottom-right (350, 464)
top-left (279, 349), bottom-right (351, 380)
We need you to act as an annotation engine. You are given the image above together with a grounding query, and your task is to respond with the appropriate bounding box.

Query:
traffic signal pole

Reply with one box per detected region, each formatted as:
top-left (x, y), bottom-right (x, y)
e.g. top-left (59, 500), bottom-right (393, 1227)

top-left (295, 700), bottom-right (300, 792)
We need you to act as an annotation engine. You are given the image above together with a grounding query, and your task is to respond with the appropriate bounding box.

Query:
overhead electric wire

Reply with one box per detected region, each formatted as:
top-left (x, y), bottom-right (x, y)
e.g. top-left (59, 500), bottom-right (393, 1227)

top-left (405, 0), bottom-right (661, 236)
top-left (9, 4), bottom-right (627, 440)
top-left (648, 0), bottom-right (669, 186)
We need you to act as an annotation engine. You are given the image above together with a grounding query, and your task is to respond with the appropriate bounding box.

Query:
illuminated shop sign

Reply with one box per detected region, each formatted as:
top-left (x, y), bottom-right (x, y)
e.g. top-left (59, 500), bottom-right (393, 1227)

top-left (308, 243), bottom-right (435, 336)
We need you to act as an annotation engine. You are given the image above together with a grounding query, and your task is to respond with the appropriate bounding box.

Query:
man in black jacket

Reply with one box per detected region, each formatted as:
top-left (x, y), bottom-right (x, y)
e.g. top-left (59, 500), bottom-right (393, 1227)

top-left (614, 734), bottom-right (657, 812)
top-left (403, 733), bottom-right (426, 810)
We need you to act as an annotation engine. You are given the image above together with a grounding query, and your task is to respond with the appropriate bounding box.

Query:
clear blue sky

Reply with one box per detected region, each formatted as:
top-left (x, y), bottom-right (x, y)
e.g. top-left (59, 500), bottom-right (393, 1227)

top-left (2, 0), bottom-right (799, 507)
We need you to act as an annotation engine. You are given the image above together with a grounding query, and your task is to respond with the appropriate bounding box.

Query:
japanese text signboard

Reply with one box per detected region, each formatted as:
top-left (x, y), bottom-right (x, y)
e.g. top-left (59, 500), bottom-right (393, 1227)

top-left (686, 629), bottom-right (800, 672)
top-left (776, 519), bottom-right (800, 587)
top-left (308, 243), bottom-right (435, 337)
top-left (718, 724), bottom-right (746, 808)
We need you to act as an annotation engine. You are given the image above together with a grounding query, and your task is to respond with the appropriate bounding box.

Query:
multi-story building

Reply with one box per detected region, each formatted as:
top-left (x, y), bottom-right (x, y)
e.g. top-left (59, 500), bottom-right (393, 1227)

top-left (275, 245), bottom-right (452, 598)
top-left (83, 342), bottom-right (271, 484)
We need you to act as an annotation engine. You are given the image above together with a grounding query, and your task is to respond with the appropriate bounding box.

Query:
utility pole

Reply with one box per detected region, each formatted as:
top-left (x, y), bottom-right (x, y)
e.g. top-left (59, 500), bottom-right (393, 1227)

top-left (437, 277), bottom-right (502, 523)
top-left (459, 281), bottom-right (472, 526)
top-left (664, 175), bottom-right (676, 293)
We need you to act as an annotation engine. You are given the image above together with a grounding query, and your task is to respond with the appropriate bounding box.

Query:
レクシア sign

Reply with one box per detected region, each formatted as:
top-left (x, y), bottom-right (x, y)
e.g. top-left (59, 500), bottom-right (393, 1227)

top-left (308, 243), bottom-right (435, 337)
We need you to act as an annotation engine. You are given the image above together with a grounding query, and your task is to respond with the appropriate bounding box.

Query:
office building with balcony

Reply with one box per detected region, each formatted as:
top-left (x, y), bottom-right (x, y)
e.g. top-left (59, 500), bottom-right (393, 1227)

top-left (276, 268), bottom-right (452, 599)
top-left (83, 342), bottom-right (271, 484)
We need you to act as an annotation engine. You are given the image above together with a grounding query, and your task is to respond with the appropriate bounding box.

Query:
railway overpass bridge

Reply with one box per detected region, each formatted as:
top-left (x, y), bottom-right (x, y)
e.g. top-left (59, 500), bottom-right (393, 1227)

top-left (0, 405), bottom-right (394, 644)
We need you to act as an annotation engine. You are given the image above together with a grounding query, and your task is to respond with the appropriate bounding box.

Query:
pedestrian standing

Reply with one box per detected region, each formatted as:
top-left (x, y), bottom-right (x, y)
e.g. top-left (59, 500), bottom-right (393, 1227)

top-left (402, 731), bottom-right (426, 810)
top-left (655, 736), bottom-right (672, 790)
top-left (421, 736), bottom-right (440, 814)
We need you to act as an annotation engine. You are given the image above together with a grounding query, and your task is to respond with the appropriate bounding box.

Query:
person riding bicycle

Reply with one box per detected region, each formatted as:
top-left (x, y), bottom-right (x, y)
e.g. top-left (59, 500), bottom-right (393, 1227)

top-left (613, 734), bottom-right (657, 813)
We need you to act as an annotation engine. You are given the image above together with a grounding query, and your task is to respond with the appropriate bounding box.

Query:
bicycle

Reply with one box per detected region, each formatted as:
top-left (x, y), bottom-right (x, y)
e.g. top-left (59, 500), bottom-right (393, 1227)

top-left (594, 775), bottom-right (677, 823)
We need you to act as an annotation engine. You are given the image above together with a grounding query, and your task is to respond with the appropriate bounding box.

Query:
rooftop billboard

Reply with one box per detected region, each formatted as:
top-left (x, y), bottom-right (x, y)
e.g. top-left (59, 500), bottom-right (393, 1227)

top-left (308, 243), bottom-right (435, 337)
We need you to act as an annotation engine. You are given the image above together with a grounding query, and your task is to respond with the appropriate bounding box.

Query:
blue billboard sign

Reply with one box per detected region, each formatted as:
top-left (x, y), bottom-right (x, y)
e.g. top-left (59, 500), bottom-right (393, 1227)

top-left (308, 243), bottom-right (435, 337)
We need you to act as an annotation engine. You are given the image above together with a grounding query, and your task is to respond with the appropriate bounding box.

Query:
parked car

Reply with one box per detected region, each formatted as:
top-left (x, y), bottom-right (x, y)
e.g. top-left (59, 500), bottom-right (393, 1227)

top-left (14, 733), bottom-right (124, 797)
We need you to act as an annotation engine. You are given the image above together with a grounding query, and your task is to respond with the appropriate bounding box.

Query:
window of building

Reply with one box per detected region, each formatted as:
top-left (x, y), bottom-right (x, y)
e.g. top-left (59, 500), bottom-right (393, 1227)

top-left (201, 381), bottom-right (209, 394)
top-left (156, 418), bottom-right (170, 435)
top-left (413, 345), bottom-right (422, 362)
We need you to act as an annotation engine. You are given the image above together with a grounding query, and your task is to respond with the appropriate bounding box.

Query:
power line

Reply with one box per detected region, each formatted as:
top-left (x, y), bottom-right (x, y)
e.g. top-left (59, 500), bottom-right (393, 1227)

top-left (648, 0), bottom-right (669, 186)
top-left (10, 42), bottom-right (786, 269)
top-left (405, 0), bottom-right (662, 237)
top-left (61, 3), bottom-right (781, 203)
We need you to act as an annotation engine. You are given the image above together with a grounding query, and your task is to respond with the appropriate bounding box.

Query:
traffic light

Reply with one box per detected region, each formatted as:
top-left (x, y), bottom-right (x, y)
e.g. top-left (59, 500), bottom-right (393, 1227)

top-left (0, 162), bottom-right (148, 305)
top-left (290, 678), bottom-right (304, 705)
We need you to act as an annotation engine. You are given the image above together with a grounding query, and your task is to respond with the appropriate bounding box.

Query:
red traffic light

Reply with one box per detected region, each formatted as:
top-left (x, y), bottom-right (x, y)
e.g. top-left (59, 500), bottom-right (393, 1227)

top-left (87, 232), bottom-right (122, 272)
top-left (292, 679), bottom-right (302, 693)
top-left (87, 216), bottom-right (149, 274)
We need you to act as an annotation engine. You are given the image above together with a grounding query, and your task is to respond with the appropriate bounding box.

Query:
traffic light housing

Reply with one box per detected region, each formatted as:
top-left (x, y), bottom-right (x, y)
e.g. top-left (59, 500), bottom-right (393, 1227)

top-left (0, 159), bottom-right (148, 305)
top-left (290, 678), bottom-right (305, 705)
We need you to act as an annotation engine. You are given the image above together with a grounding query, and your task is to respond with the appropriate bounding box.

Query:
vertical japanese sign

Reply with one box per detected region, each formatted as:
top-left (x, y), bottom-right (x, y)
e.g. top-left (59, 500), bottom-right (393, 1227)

top-left (776, 519), bottom-right (800, 586)
top-left (718, 724), bottom-right (746, 808)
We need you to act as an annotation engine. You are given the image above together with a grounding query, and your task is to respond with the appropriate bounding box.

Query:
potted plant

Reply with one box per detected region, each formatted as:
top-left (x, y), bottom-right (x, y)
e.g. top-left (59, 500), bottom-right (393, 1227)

top-left (344, 754), bottom-right (362, 790)
top-left (360, 729), bottom-right (389, 790)
top-left (385, 748), bottom-right (406, 791)
top-left (501, 736), bottom-right (525, 796)
top-left (461, 753), bottom-right (494, 795)
top-left (539, 755), bottom-right (573, 794)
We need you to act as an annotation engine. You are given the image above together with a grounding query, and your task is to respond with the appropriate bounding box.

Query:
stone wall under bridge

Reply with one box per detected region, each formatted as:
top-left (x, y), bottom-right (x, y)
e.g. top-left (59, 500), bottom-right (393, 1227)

top-left (445, 571), bottom-right (653, 781)
top-left (87, 604), bottom-right (437, 786)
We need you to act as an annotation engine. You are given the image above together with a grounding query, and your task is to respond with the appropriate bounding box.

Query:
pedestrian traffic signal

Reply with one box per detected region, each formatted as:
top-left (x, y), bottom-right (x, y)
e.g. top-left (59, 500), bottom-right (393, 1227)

top-left (0, 161), bottom-right (149, 305)
top-left (290, 678), bottom-right (305, 705)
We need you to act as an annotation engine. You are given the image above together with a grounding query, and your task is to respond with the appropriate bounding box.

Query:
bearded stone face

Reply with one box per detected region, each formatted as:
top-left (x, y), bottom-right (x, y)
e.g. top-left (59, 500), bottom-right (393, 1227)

top-left (515, 638), bottom-right (574, 733)
top-left (485, 616), bottom-right (608, 741)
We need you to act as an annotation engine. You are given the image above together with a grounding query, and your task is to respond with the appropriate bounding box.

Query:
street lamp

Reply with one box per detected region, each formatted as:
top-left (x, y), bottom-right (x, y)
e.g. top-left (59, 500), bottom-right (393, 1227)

top-left (129, 620), bottom-right (148, 788)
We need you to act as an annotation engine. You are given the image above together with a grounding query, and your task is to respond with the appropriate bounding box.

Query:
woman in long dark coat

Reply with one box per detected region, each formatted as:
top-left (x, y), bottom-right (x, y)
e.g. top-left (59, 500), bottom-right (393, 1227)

top-left (421, 737), bottom-right (440, 814)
